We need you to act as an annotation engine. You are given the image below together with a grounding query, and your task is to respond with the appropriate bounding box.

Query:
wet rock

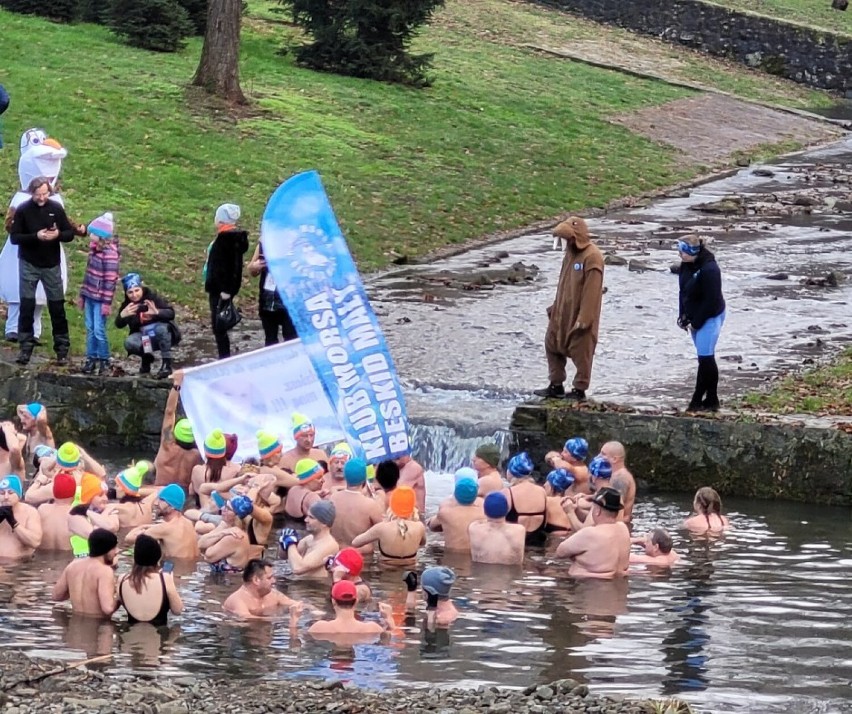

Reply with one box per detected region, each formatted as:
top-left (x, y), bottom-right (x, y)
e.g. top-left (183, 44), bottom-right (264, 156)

top-left (604, 254), bottom-right (628, 266)
top-left (690, 196), bottom-right (745, 214)
top-left (495, 251), bottom-right (510, 259)
top-left (628, 259), bottom-right (653, 273)
top-left (793, 194), bottom-right (818, 207)
top-left (752, 168), bottom-right (775, 177)
top-left (801, 271), bottom-right (846, 287)
top-left (834, 200), bottom-right (852, 212)
top-left (721, 355), bottom-right (743, 362)
top-left (571, 684), bottom-right (590, 698)
top-left (534, 686), bottom-right (554, 700)
top-left (764, 272), bottom-right (788, 280)
top-left (157, 703), bottom-right (189, 714)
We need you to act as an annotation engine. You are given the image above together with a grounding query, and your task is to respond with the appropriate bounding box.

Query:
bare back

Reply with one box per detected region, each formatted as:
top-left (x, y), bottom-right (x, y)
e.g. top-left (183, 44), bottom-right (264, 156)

top-left (468, 520), bottom-right (525, 565)
top-left (434, 501), bottom-right (485, 551)
top-left (154, 444), bottom-right (202, 489)
top-left (60, 559), bottom-right (117, 618)
top-left (329, 490), bottom-right (383, 547)
top-left (558, 521), bottom-right (630, 579)
top-left (38, 501), bottom-right (72, 551)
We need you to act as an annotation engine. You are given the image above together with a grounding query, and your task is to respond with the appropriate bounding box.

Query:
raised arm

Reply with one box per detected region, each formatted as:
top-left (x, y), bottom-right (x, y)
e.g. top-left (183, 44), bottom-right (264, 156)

top-left (159, 371), bottom-right (184, 447)
top-left (351, 522), bottom-right (383, 549)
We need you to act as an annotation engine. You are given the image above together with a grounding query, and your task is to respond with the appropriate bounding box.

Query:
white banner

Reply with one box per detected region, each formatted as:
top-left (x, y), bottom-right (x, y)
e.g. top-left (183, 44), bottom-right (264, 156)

top-left (179, 340), bottom-right (346, 460)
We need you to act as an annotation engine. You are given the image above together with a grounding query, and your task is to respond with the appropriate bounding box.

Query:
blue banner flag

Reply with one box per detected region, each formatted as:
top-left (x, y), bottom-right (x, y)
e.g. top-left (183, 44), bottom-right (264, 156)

top-left (260, 171), bottom-right (411, 463)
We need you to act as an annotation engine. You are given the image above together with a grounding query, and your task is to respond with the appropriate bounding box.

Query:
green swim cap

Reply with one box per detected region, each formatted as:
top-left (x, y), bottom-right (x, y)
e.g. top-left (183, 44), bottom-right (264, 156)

top-left (57, 442), bottom-right (81, 469)
top-left (174, 419), bottom-right (193, 445)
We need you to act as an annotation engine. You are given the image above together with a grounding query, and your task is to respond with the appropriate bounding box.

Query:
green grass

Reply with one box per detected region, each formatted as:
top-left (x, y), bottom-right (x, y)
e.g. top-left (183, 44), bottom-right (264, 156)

top-left (705, 0), bottom-right (852, 34)
top-left (741, 349), bottom-right (852, 415)
top-left (0, 0), bottom-right (841, 357)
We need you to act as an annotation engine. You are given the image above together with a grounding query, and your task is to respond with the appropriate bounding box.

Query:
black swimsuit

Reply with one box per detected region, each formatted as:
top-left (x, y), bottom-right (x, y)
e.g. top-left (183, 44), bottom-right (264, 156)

top-left (378, 542), bottom-right (419, 560)
top-left (505, 487), bottom-right (549, 546)
top-left (119, 573), bottom-right (171, 627)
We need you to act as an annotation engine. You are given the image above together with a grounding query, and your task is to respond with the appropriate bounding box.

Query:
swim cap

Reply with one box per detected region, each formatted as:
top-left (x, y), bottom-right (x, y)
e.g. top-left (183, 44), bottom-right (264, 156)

top-left (454, 478), bottom-right (478, 506)
top-left (546, 468), bottom-right (575, 495)
top-left (389, 486), bottom-right (416, 519)
top-left (677, 239), bottom-right (701, 257)
top-left (224, 433), bottom-right (239, 461)
top-left (589, 455), bottom-right (613, 480)
top-left (117, 461), bottom-right (149, 496)
top-left (34, 444), bottom-right (56, 460)
top-left (484, 491), bottom-right (509, 519)
top-left (256, 430), bottom-right (282, 459)
top-left (0, 475), bottom-right (23, 498)
top-left (122, 272), bottom-right (142, 291)
top-left (309, 500), bottom-right (336, 527)
top-left (331, 580), bottom-right (357, 603)
top-left (211, 491), bottom-right (226, 510)
top-left (204, 429), bottom-right (227, 459)
top-left (332, 547), bottom-right (363, 577)
top-left (52, 473), bottom-right (76, 500)
top-left (229, 494), bottom-right (254, 519)
top-left (564, 437), bottom-right (589, 461)
top-left (507, 452), bottom-right (534, 478)
top-left (26, 402), bottom-right (43, 418)
top-left (158, 483), bottom-right (186, 511)
top-left (295, 458), bottom-right (323, 484)
top-left (79, 473), bottom-right (106, 505)
top-left (475, 442), bottom-right (501, 468)
top-left (330, 443), bottom-right (353, 461)
top-left (343, 458), bottom-right (367, 487)
top-left (88, 528), bottom-right (118, 558)
top-left (375, 460), bottom-right (400, 491)
top-left (422, 566), bottom-right (456, 598)
top-left (56, 442), bottom-right (81, 469)
top-left (173, 419), bottom-right (194, 446)
top-left (454, 466), bottom-right (477, 483)
top-left (366, 464), bottom-right (376, 481)
top-left (291, 412), bottom-right (314, 436)
top-left (134, 533), bottom-right (161, 566)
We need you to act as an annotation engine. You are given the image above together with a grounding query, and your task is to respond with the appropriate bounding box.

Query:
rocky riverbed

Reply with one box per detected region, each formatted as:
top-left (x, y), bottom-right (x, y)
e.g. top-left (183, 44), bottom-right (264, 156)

top-left (0, 650), bottom-right (685, 714)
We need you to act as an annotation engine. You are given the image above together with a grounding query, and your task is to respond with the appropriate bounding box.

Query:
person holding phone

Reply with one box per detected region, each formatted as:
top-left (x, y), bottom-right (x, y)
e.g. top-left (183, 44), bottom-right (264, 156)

top-left (115, 272), bottom-right (181, 378)
top-left (119, 534), bottom-right (183, 626)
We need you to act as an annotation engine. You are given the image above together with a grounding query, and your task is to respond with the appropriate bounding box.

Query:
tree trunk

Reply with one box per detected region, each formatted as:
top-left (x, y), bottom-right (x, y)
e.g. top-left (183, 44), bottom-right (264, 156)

top-left (192, 0), bottom-right (246, 104)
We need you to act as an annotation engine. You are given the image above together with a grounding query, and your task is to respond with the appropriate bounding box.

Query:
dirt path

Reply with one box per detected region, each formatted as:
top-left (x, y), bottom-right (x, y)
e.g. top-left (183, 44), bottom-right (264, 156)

top-left (611, 93), bottom-right (845, 167)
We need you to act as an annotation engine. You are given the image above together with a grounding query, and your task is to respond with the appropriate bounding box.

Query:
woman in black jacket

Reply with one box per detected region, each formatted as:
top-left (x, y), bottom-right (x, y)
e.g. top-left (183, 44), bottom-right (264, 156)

top-left (247, 242), bottom-right (298, 346)
top-left (115, 273), bottom-right (181, 378)
top-left (677, 236), bottom-right (726, 411)
top-left (205, 204), bottom-right (248, 359)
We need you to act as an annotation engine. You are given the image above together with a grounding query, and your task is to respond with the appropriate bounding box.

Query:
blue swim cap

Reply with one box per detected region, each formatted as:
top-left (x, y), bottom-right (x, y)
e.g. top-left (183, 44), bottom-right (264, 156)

top-left (546, 468), bottom-right (574, 494)
top-left (229, 494), bottom-right (253, 519)
top-left (158, 483), bottom-right (186, 511)
top-left (454, 466), bottom-right (477, 483)
top-left (677, 239), bottom-right (701, 257)
top-left (211, 491), bottom-right (226, 509)
top-left (26, 402), bottom-right (43, 418)
top-left (589, 455), bottom-right (612, 480)
top-left (507, 452), bottom-right (534, 478)
top-left (454, 478), bottom-right (478, 506)
top-left (344, 458), bottom-right (367, 486)
top-left (484, 492), bottom-right (509, 519)
top-left (563, 437), bottom-right (589, 461)
top-left (34, 444), bottom-right (56, 460)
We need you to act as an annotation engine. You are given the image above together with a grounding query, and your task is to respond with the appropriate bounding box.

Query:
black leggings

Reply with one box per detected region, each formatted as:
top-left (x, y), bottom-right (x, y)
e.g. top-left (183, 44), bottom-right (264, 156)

top-left (260, 308), bottom-right (297, 345)
top-left (209, 292), bottom-right (231, 359)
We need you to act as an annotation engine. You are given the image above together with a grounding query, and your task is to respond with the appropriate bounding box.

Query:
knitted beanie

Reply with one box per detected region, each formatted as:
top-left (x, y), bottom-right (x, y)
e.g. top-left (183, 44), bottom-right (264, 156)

top-left (204, 429), bottom-right (227, 459)
top-left (215, 203), bottom-right (240, 225)
top-left (257, 430), bottom-right (282, 459)
top-left (295, 458), bottom-right (323, 484)
top-left (173, 419), bottom-right (194, 446)
top-left (88, 212), bottom-right (114, 239)
top-left (79, 473), bottom-right (105, 505)
top-left (52, 473), bottom-right (77, 500)
top-left (57, 442), bottom-right (81, 470)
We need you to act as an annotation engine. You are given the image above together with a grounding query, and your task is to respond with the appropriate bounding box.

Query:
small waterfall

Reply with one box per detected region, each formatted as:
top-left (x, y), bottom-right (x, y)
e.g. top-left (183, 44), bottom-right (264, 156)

top-left (409, 422), bottom-right (512, 474)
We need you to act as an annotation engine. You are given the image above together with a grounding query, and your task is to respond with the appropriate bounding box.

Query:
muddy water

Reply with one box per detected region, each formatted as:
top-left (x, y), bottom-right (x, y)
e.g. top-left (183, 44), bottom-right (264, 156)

top-left (371, 137), bottom-right (852, 413)
top-left (3, 477), bottom-right (851, 714)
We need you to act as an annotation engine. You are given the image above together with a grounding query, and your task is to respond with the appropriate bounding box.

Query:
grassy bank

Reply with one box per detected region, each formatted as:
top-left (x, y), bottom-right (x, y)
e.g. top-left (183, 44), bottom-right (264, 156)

top-left (706, 0), bottom-right (852, 34)
top-left (741, 349), bottom-right (852, 415)
top-left (0, 0), bottom-right (840, 356)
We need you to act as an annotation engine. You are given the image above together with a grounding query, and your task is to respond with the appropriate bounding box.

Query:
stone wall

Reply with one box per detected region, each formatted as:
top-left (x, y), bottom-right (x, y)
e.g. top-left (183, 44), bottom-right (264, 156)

top-left (511, 403), bottom-right (852, 505)
top-left (0, 361), bottom-right (168, 452)
top-left (534, 0), bottom-right (852, 93)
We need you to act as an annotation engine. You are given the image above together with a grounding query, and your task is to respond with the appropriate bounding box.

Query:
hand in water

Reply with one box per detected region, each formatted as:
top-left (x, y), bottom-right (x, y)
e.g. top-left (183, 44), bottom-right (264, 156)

top-left (403, 571), bottom-right (419, 592)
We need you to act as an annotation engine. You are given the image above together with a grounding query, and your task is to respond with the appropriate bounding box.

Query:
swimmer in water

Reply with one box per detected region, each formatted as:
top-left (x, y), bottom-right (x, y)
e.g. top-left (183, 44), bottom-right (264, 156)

top-left (683, 486), bottom-right (730, 534)
top-left (52, 528), bottom-right (119, 618)
top-left (545, 436), bottom-right (591, 496)
top-left (297, 580), bottom-right (394, 638)
top-left (223, 559), bottom-right (301, 619)
top-left (326, 546), bottom-right (372, 603)
top-left (352, 486), bottom-right (426, 567)
top-left (468, 492), bottom-right (525, 565)
top-left (543, 469), bottom-right (574, 535)
top-left (472, 442), bottom-right (504, 497)
top-left (0, 475), bottom-right (42, 560)
top-left (152, 371), bottom-right (203, 488)
top-left (327, 459), bottom-right (383, 549)
top-left (630, 528), bottom-right (680, 567)
top-left (278, 413), bottom-right (328, 473)
top-left (395, 454), bottom-right (426, 517)
top-left (410, 566), bottom-right (459, 629)
top-left (427, 474), bottom-right (484, 552)
top-left (125, 484), bottom-right (200, 560)
top-left (280, 500), bottom-right (340, 579)
top-left (0, 421), bottom-right (25, 481)
top-left (14, 402), bottom-right (55, 465)
top-left (37, 472), bottom-right (76, 551)
top-left (600, 441), bottom-right (636, 523)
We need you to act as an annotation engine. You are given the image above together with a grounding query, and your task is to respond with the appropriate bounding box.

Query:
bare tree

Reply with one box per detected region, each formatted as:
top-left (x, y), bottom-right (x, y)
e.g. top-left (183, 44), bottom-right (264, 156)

top-left (192, 0), bottom-right (246, 104)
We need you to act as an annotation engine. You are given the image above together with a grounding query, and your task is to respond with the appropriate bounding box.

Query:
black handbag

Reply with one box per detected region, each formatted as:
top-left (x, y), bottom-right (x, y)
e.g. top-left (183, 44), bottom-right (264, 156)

top-left (215, 298), bottom-right (242, 332)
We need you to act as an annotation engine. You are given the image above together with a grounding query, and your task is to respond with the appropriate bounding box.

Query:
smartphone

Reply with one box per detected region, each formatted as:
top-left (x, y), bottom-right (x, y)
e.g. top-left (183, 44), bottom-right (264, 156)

top-left (137, 303), bottom-right (149, 313)
top-left (162, 560), bottom-right (174, 573)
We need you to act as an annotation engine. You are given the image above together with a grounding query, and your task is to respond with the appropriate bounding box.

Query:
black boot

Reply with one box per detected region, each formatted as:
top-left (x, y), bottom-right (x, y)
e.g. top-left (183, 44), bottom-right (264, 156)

top-left (81, 358), bottom-right (97, 375)
top-left (533, 383), bottom-right (565, 398)
top-left (156, 358), bottom-right (173, 379)
top-left (702, 356), bottom-right (720, 411)
top-left (565, 388), bottom-right (587, 402)
top-left (15, 349), bottom-right (32, 365)
top-left (96, 359), bottom-right (111, 376)
top-left (139, 354), bottom-right (155, 375)
top-left (687, 358), bottom-right (708, 411)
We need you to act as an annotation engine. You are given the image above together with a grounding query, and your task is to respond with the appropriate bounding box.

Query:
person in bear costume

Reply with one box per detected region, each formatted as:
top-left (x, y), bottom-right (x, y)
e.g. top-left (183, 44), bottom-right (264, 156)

top-left (535, 216), bottom-right (604, 401)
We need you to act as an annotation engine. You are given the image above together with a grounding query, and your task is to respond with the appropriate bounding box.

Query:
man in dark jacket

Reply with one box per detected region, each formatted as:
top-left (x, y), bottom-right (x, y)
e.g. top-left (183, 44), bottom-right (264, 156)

top-left (115, 273), bottom-right (181, 378)
top-left (205, 203), bottom-right (248, 359)
top-left (9, 176), bottom-right (79, 365)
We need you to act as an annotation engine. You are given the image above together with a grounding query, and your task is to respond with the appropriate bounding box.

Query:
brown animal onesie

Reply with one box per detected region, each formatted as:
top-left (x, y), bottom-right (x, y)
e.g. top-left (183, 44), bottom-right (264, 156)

top-left (545, 217), bottom-right (604, 391)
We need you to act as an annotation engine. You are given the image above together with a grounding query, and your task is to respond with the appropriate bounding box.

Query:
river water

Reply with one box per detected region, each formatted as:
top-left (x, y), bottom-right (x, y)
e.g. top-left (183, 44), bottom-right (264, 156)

top-left (3, 473), bottom-right (852, 713)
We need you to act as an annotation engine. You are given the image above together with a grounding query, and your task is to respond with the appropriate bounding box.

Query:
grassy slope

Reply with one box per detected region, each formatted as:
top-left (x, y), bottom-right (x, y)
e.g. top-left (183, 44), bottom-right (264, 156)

top-left (705, 0), bottom-right (852, 34)
top-left (0, 0), bottom-right (840, 354)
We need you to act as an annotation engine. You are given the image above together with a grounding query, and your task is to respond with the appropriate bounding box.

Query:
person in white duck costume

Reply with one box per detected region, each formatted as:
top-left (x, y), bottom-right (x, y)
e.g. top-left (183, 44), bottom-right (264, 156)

top-left (0, 129), bottom-right (83, 344)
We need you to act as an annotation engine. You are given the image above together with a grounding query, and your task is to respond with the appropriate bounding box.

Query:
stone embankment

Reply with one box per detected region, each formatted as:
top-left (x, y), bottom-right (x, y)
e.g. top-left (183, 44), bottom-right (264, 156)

top-left (0, 650), bottom-right (675, 714)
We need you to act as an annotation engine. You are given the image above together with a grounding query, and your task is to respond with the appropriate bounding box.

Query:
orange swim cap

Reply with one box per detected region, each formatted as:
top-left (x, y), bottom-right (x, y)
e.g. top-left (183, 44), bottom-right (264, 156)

top-left (79, 473), bottom-right (105, 505)
top-left (389, 486), bottom-right (416, 519)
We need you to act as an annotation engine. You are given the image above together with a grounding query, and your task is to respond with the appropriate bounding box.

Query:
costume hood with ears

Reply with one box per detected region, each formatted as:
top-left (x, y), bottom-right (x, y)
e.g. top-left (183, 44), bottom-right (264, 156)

top-left (19, 128), bottom-right (67, 191)
top-left (552, 217), bottom-right (591, 252)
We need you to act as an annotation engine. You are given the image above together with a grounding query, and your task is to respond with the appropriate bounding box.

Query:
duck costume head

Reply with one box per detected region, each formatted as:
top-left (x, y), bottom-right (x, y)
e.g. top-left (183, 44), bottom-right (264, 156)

top-left (19, 128), bottom-right (67, 191)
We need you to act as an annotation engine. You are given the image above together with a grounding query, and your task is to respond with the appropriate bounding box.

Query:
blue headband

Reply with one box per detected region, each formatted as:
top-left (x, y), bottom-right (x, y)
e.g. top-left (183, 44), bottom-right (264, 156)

top-left (122, 273), bottom-right (142, 290)
top-left (677, 240), bottom-right (701, 257)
